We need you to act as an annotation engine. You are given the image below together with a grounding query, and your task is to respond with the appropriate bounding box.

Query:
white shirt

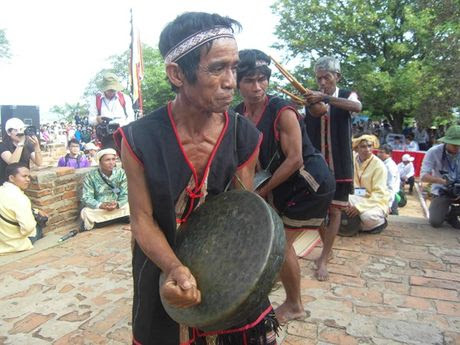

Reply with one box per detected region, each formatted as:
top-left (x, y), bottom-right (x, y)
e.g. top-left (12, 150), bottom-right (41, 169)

top-left (383, 157), bottom-right (400, 205)
top-left (398, 161), bottom-right (415, 179)
top-left (406, 141), bottom-right (419, 151)
top-left (328, 88), bottom-right (361, 116)
top-left (89, 92), bottom-right (135, 126)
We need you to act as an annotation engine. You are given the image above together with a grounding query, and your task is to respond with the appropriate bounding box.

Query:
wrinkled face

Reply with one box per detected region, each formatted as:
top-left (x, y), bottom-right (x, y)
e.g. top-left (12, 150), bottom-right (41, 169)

top-left (9, 167), bottom-right (31, 190)
top-left (239, 72), bottom-right (269, 105)
top-left (182, 38), bottom-right (239, 114)
top-left (69, 143), bottom-right (80, 156)
top-left (357, 140), bottom-right (373, 161)
top-left (99, 154), bottom-right (117, 173)
top-left (315, 69), bottom-right (340, 96)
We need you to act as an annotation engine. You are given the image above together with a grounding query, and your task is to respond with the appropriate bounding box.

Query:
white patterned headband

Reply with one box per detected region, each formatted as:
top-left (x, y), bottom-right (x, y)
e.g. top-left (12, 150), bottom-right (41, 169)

top-left (164, 26), bottom-right (235, 64)
top-left (255, 60), bottom-right (269, 67)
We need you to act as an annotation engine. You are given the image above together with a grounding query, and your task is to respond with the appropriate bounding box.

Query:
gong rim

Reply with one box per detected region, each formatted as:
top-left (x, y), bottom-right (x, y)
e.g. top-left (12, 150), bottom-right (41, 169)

top-left (160, 190), bottom-right (285, 331)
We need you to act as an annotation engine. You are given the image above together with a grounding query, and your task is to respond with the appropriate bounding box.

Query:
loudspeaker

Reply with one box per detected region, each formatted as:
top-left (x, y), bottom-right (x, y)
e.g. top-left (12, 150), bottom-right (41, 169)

top-left (1, 105), bottom-right (40, 138)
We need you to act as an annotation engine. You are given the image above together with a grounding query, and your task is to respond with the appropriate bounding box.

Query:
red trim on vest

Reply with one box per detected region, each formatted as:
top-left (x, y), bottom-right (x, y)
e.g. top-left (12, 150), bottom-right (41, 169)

top-left (132, 335), bottom-right (142, 345)
top-left (273, 105), bottom-right (299, 142)
top-left (335, 178), bottom-right (353, 182)
top-left (241, 96), bottom-right (269, 127)
top-left (180, 306), bottom-right (274, 345)
top-left (237, 133), bottom-right (263, 170)
top-left (167, 102), bottom-right (229, 223)
top-left (115, 127), bottom-right (144, 167)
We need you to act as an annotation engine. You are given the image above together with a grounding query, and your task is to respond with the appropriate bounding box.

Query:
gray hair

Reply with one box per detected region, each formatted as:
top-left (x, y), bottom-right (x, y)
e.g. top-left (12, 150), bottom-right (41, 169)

top-left (314, 56), bottom-right (341, 73)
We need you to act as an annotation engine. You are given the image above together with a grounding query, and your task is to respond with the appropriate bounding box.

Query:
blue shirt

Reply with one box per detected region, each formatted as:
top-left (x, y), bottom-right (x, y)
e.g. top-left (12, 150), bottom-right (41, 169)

top-left (421, 144), bottom-right (460, 195)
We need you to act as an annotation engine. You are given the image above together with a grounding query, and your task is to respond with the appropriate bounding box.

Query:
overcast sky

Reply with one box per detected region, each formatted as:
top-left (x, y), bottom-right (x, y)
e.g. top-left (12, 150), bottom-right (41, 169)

top-left (0, 0), bottom-right (281, 120)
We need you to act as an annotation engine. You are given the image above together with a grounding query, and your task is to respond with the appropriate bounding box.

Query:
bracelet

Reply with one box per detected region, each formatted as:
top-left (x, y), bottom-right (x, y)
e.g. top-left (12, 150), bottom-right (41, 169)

top-left (17, 143), bottom-right (24, 147)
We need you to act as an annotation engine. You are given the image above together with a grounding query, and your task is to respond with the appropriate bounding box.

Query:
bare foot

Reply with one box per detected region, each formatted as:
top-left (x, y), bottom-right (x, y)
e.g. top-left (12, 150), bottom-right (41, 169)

top-left (313, 251), bottom-right (334, 269)
top-left (274, 302), bottom-right (306, 325)
top-left (315, 259), bottom-right (329, 281)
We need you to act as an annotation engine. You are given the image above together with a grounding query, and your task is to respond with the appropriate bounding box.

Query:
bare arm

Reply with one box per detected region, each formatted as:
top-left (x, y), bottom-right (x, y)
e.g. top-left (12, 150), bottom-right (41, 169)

top-left (258, 109), bottom-right (303, 198)
top-left (306, 91), bottom-right (362, 113)
top-left (29, 136), bottom-right (43, 166)
top-left (235, 147), bottom-right (259, 191)
top-left (121, 138), bottom-right (200, 308)
top-left (1, 146), bottom-right (23, 164)
top-left (421, 173), bottom-right (446, 186)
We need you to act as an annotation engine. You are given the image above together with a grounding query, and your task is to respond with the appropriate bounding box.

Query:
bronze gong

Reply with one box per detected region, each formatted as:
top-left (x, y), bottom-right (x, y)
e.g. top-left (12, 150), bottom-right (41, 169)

top-left (160, 190), bottom-right (285, 331)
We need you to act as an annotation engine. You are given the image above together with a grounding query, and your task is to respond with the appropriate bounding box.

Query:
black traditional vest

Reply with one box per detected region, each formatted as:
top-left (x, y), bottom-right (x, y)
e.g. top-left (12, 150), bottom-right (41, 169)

top-left (235, 95), bottom-right (331, 212)
top-left (114, 103), bottom-right (261, 345)
top-left (305, 88), bottom-right (353, 183)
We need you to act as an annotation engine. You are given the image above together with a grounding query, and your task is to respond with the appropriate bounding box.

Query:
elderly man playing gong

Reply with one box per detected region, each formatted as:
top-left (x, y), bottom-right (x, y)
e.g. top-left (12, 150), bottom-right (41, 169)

top-left (304, 56), bottom-right (362, 280)
top-left (115, 12), bottom-right (280, 345)
top-left (340, 135), bottom-right (390, 236)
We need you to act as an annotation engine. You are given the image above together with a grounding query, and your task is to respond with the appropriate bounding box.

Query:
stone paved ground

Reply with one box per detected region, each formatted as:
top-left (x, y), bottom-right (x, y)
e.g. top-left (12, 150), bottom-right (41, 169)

top-left (1, 216), bottom-right (460, 345)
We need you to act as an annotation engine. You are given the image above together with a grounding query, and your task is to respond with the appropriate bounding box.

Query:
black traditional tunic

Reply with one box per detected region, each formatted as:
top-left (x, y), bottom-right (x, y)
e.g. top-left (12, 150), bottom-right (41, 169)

top-left (305, 89), bottom-right (354, 205)
top-left (114, 103), bottom-right (277, 345)
top-left (235, 95), bottom-right (335, 229)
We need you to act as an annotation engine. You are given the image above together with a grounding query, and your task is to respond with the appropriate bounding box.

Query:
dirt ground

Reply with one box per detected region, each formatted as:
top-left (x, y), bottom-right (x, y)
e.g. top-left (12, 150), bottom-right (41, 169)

top-left (398, 192), bottom-right (426, 218)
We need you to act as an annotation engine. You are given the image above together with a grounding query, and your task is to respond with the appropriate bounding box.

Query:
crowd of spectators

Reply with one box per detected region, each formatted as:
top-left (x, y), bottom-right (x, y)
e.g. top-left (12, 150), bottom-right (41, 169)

top-left (352, 119), bottom-right (446, 152)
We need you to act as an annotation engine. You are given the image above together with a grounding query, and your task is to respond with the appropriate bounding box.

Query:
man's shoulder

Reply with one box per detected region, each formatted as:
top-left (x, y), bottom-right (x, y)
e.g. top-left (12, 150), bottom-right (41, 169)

top-left (84, 167), bottom-right (99, 179)
top-left (372, 155), bottom-right (387, 170)
top-left (424, 144), bottom-right (443, 159)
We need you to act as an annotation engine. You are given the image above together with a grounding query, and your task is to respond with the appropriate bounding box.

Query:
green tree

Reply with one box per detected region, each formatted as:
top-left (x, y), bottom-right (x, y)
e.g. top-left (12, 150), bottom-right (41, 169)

top-left (83, 44), bottom-right (175, 115)
top-left (50, 103), bottom-right (88, 123)
top-left (272, 0), bottom-right (460, 132)
top-left (0, 29), bottom-right (11, 59)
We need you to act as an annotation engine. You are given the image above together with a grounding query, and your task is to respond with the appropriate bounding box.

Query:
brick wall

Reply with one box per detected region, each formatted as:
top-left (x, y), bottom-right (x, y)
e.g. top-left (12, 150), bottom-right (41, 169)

top-left (26, 167), bottom-right (95, 233)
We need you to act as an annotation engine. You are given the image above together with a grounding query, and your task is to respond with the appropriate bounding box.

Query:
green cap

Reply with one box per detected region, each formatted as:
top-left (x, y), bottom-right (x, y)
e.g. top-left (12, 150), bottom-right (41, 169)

top-left (439, 125), bottom-right (460, 146)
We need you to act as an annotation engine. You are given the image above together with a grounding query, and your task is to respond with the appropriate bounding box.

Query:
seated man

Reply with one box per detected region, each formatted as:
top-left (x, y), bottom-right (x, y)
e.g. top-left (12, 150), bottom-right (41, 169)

top-left (377, 144), bottom-right (400, 215)
top-left (0, 163), bottom-right (47, 254)
top-left (340, 135), bottom-right (390, 236)
top-left (421, 125), bottom-right (460, 228)
top-left (80, 148), bottom-right (129, 231)
top-left (398, 153), bottom-right (415, 194)
top-left (57, 139), bottom-right (90, 168)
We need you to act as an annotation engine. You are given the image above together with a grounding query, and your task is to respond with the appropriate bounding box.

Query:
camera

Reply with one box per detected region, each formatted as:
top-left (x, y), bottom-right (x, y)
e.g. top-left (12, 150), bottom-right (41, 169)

top-left (24, 126), bottom-right (39, 137)
top-left (96, 117), bottom-right (119, 140)
top-left (445, 182), bottom-right (460, 198)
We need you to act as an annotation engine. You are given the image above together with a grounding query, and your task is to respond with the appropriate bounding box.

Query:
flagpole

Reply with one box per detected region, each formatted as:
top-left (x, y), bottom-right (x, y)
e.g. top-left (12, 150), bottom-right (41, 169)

top-left (129, 8), bottom-right (144, 119)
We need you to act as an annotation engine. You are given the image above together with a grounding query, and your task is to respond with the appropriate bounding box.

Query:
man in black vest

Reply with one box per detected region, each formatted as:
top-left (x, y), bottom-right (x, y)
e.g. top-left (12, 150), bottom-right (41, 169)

top-left (235, 49), bottom-right (335, 323)
top-left (305, 56), bottom-right (362, 281)
top-left (116, 12), bottom-right (278, 345)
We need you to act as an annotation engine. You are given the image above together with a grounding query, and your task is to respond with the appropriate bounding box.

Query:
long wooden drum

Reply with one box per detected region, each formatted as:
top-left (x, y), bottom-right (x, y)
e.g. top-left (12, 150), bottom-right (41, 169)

top-left (160, 190), bottom-right (285, 331)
